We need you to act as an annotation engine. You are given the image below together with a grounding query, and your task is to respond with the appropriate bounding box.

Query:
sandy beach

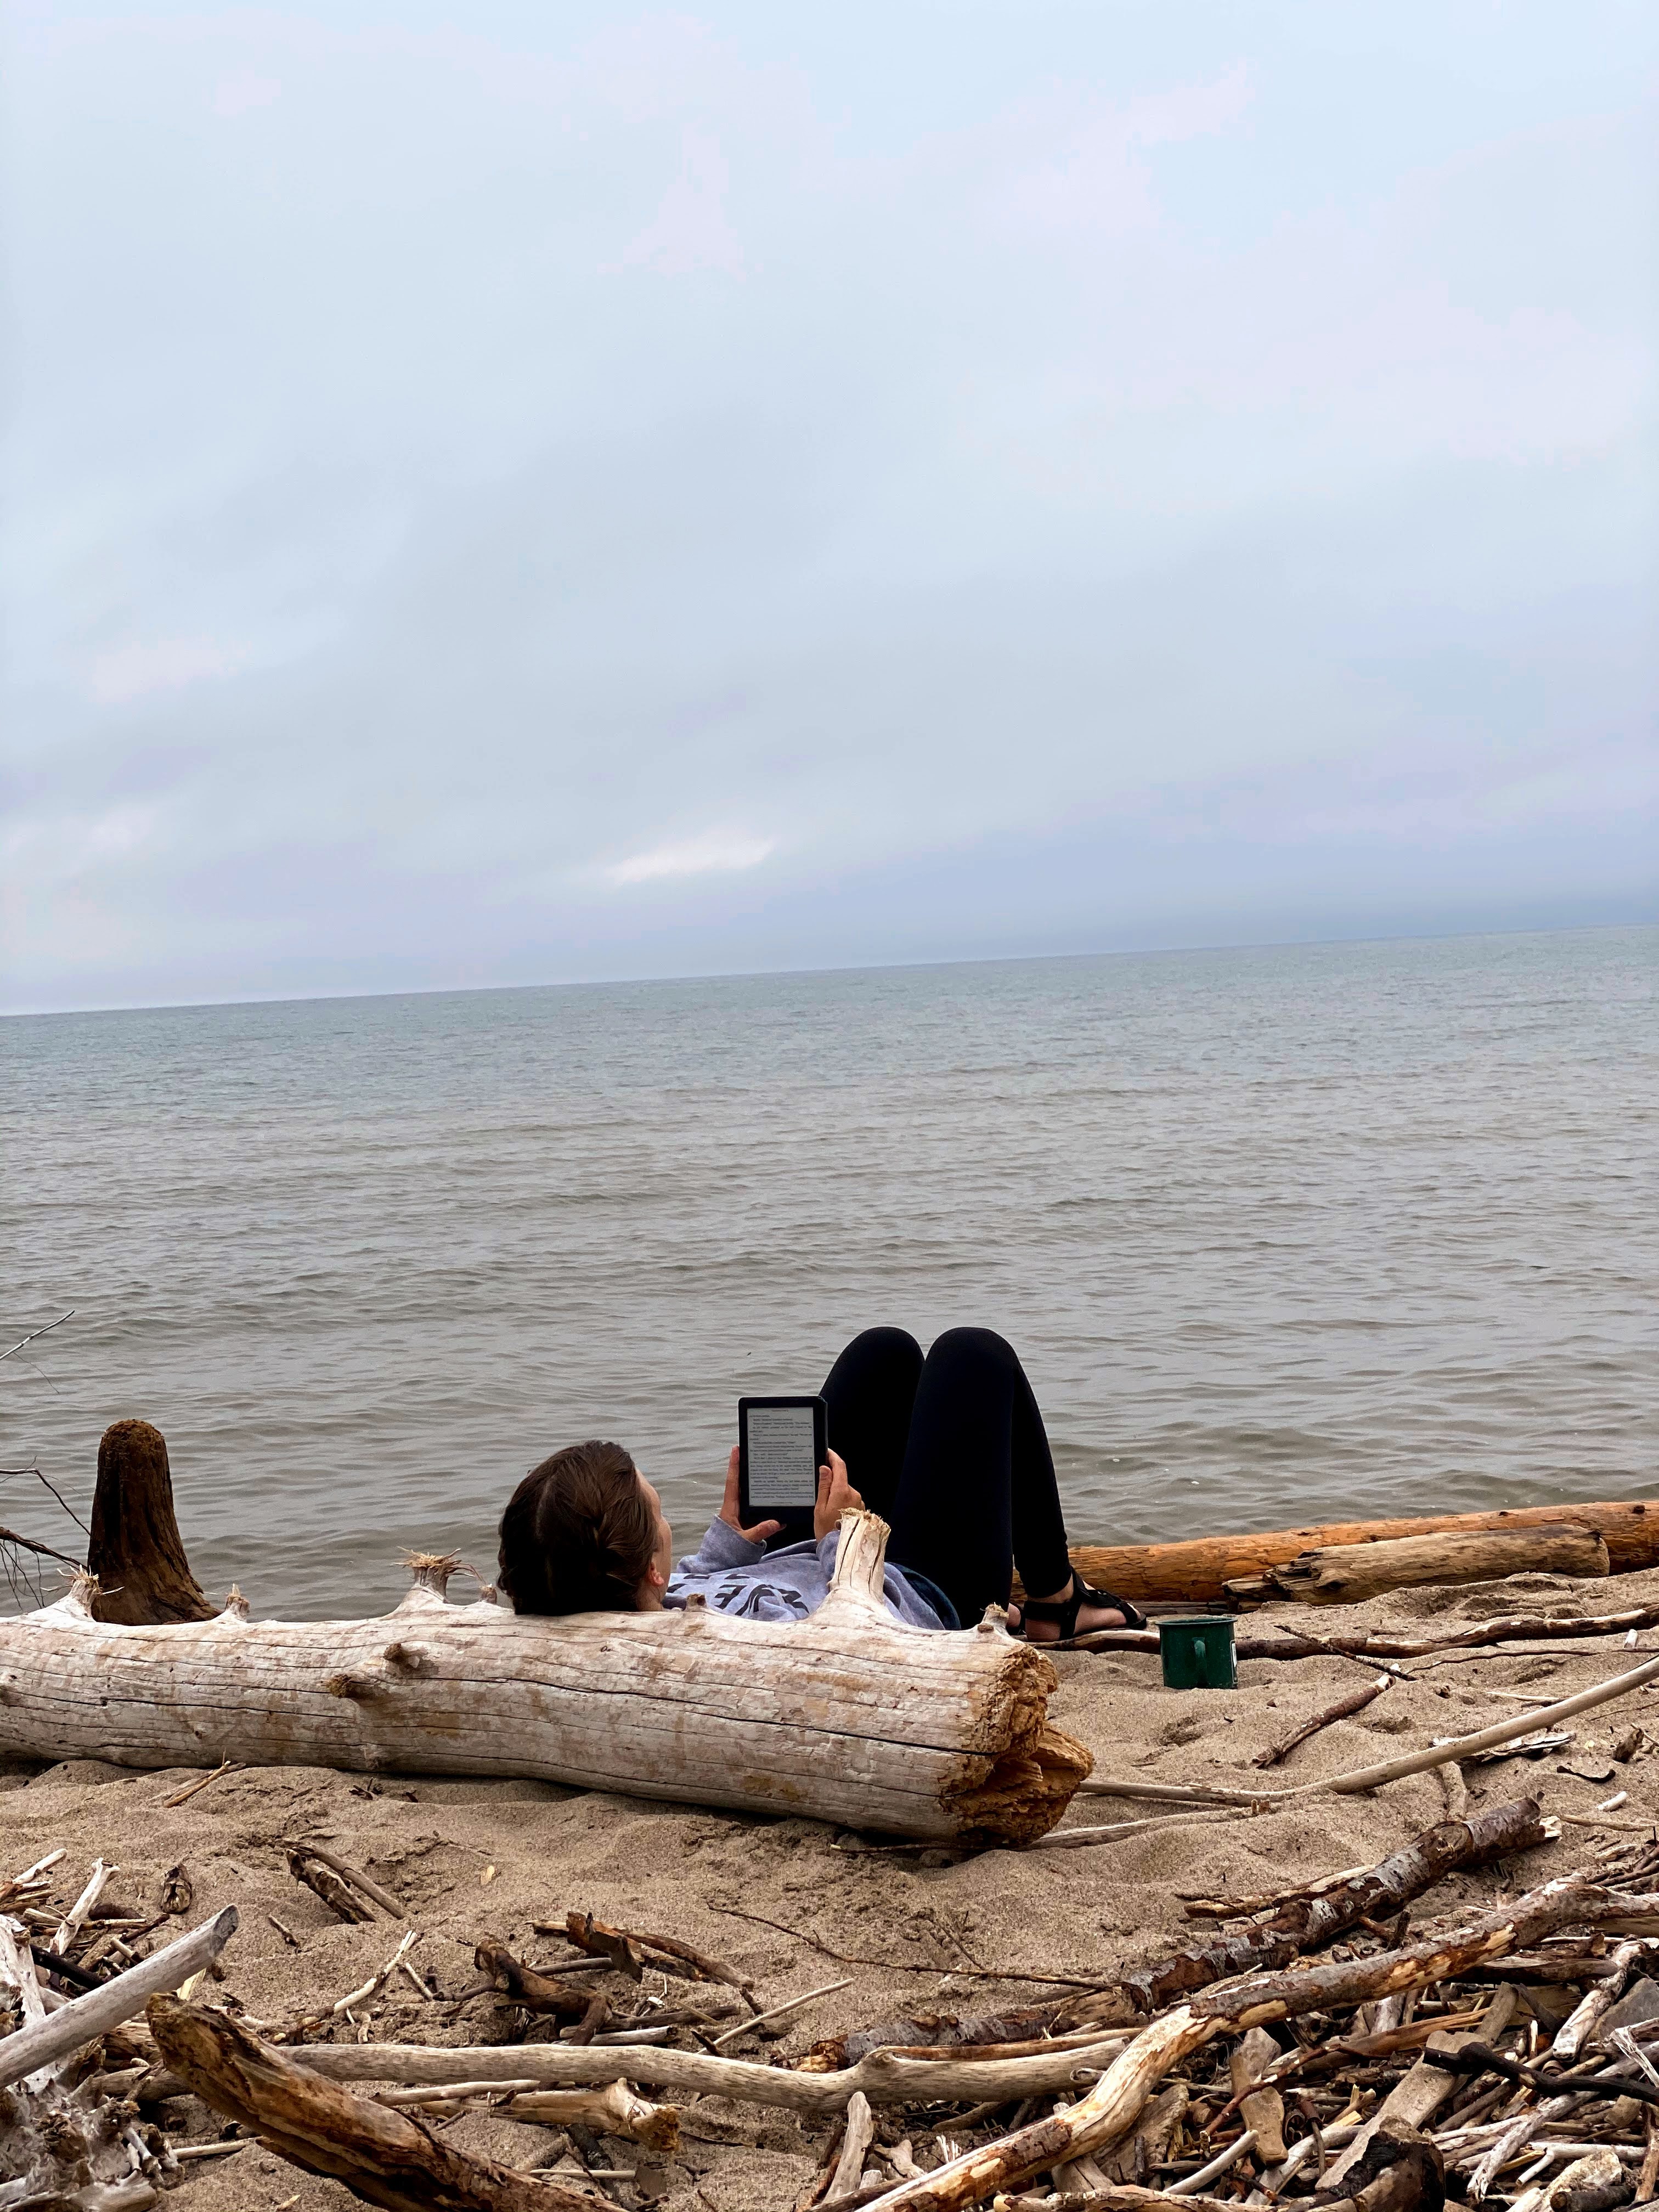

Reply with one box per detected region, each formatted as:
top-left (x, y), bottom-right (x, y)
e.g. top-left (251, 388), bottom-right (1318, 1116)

top-left (7, 1561), bottom-right (1656, 2210)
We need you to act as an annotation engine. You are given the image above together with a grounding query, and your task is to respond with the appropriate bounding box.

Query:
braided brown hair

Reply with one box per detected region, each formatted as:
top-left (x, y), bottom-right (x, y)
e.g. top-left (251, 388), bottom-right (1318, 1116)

top-left (497, 1440), bottom-right (657, 1616)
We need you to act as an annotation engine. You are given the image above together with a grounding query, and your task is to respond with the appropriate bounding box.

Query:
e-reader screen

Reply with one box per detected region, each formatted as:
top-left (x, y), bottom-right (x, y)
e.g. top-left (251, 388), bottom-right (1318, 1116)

top-left (739, 1397), bottom-right (826, 1517)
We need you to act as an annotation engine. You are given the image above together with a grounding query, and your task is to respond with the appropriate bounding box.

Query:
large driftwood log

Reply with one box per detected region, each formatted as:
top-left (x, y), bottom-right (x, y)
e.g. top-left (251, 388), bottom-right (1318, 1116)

top-left (148, 1996), bottom-right (608, 2212)
top-left (0, 1509), bottom-right (1087, 1844)
top-left (1068, 1498), bottom-right (1659, 1609)
top-left (1228, 1525), bottom-right (1610, 1607)
top-left (87, 1420), bottom-right (213, 1625)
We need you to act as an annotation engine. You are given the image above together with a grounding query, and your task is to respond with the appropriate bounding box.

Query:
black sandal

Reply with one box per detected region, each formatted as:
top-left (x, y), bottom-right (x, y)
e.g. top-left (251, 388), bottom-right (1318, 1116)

top-left (1015, 1576), bottom-right (1148, 1640)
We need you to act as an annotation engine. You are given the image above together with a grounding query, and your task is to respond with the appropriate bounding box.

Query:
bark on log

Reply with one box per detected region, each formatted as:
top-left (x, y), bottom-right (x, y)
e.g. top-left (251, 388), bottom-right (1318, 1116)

top-left (87, 1420), bottom-right (213, 1626)
top-left (1122, 1796), bottom-right (1547, 2013)
top-left (148, 1996), bottom-right (609, 2212)
top-left (0, 1509), bottom-right (1088, 1844)
top-left (1231, 1526), bottom-right (1610, 1607)
top-left (1066, 1499), bottom-right (1659, 1610)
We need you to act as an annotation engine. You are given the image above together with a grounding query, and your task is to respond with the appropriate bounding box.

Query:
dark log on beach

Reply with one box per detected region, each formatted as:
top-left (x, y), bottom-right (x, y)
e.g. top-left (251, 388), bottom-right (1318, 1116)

top-left (148, 1996), bottom-right (610, 2212)
top-left (87, 1419), bottom-right (214, 1625)
top-left (1067, 1498), bottom-right (1659, 1610)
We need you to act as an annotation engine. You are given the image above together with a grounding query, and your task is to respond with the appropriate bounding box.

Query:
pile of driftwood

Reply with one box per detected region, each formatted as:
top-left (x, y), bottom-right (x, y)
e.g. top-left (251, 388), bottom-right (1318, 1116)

top-left (10, 1797), bottom-right (1659, 2212)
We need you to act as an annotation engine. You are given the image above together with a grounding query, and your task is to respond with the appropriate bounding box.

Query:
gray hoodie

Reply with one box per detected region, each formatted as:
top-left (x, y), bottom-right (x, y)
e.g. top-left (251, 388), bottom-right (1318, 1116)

top-left (664, 1514), bottom-right (948, 1629)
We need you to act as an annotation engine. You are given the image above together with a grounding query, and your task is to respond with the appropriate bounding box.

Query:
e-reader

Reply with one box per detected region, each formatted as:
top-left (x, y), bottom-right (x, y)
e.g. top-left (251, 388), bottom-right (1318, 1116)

top-left (738, 1395), bottom-right (827, 1543)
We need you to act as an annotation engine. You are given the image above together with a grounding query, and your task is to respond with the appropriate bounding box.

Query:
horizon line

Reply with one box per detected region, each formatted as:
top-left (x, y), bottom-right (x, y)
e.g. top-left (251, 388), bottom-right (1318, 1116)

top-left (5, 913), bottom-right (1653, 1023)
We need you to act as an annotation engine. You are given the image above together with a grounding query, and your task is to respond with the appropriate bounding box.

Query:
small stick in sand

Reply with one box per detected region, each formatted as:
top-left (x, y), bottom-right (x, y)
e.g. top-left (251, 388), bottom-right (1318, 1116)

top-left (162, 1759), bottom-right (244, 1808)
top-left (287, 1841), bottom-right (405, 1918)
top-left (710, 1977), bottom-right (855, 2048)
top-left (52, 1859), bottom-right (114, 1955)
top-left (1251, 1678), bottom-right (1390, 1769)
top-left (286, 1849), bottom-right (374, 1925)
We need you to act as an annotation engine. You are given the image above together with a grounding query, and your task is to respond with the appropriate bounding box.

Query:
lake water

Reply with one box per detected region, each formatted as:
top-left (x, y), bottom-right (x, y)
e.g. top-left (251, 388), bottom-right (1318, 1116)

top-left (4, 925), bottom-right (1655, 1618)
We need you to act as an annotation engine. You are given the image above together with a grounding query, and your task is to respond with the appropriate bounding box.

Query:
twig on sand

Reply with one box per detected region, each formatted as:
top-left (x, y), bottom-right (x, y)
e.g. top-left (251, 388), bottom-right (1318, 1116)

top-left (162, 1759), bottom-right (244, 1808)
top-left (1252, 1677), bottom-right (1391, 1768)
top-left (1033, 1812), bottom-right (1250, 1851)
top-left (288, 1840), bottom-right (406, 1918)
top-left (709, 1977), bottom-right (854, 2047)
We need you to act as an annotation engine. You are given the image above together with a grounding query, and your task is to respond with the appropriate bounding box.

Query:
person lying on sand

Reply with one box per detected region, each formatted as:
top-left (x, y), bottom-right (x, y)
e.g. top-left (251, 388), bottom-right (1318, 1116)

top-left (497, 1325), bottom-right (1146, 1640)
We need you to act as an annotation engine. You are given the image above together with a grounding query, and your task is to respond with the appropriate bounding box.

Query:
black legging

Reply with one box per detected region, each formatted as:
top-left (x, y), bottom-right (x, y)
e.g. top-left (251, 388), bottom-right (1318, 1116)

top-left (818, 1327), bottom-right (1073, 1627)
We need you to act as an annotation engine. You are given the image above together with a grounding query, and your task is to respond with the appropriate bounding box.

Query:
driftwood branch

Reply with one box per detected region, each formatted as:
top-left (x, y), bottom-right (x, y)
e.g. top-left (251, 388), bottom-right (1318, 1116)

top-left (0, 1522), bottom-right (82, 1568)
top-left (1252, 1675), bottom-right (1390, 1766)
top-left (147, 1996), bottom-right (611, 2212)
top-left (0, 1908), bottom-right (239, 2091)
top-left (1229, 1524), bottom-right (1610, 1606)
top-left (1122, 1796), bottom-right (1547, 2011)
top-left (293, 2030), bottom-right (1133, 2114)
top-left (1067, 1498), bottom-right (1659, 1608)
top-left (1238, 1599), bottom-right (1659, 1662)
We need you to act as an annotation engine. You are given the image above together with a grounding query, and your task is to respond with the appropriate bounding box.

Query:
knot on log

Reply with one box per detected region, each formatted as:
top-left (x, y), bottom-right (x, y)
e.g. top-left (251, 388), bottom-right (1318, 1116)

top-left (323, 1672), bottom-right (382, 1702)
top-left (381, 1641), bottom-right (432, 1675)
top-left (221, 1586), bottom-right (251, 1622)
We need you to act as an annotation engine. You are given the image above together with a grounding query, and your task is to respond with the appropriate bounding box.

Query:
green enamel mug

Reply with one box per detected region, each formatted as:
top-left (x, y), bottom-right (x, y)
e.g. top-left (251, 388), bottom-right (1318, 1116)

top-left (1158, 1615), bottom-right (1238, 1690)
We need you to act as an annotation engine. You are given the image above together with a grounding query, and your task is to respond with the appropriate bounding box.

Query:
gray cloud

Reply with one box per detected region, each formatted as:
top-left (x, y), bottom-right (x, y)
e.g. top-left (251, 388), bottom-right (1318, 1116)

top-left (3, 1), bottom-right (1655, 1011)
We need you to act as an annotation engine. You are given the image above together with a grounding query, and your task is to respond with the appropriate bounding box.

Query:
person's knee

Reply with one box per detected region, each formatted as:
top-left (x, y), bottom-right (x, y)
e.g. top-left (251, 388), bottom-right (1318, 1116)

top-left (825, 1327), bottom-right (922, 1394)
top-left (844, 1326), bottom-right (923, 1363)
top-left (927, 1326), bottom-right (1018, 1378)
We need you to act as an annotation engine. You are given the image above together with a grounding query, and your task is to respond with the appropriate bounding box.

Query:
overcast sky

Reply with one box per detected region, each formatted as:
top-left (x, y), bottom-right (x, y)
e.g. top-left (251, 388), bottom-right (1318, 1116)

top-left (3, 0), bottom-right (1655, 1013)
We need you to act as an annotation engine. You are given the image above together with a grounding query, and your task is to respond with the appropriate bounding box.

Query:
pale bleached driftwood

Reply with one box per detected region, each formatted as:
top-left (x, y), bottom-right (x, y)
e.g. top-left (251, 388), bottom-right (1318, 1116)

top-left (1288, 1650), bottom-right (1659, 1795)
top-left (0, 1511), bottom-right (1088, 1843)
top-left (1552, 1936), bottom-right (1659, 2062)
top-left (292, 2030), bottom-right (1133, 2113)
top-left (0, 1907), bottom-right (238, 2091)
top-left (0, 1908), bottom-right (178, 2210)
